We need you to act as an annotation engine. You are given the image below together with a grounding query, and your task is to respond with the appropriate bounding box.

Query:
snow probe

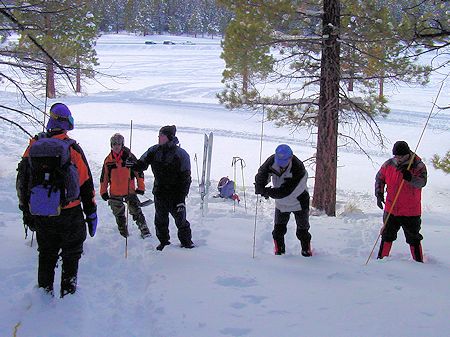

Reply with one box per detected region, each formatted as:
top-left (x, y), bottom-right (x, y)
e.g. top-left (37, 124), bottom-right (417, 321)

top-left (253, 105), bottom-right (265, 258)
top-left (125, 120), bottom-right (133, 259)
top-left (108, 196), bottom-right (153, 207)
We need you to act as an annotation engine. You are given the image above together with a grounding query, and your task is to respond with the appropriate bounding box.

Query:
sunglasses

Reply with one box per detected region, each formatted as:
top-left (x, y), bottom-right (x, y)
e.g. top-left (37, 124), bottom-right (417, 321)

top-left (50, 111), bottom-right (74, 127)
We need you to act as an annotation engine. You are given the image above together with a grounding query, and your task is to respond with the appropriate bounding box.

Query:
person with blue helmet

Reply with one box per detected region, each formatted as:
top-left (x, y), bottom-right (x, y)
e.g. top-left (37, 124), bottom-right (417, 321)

top-left (16, 103), bottom-right (97, 297)
top-left (255, 144), bottom-right (312, 256)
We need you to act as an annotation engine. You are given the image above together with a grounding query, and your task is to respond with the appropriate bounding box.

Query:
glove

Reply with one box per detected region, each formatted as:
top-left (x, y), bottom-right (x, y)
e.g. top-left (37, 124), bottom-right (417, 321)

top-left (136, 189), bottom-right (144, 195)
top-left (101, 192), bottom-right (109, 201)
top-left (254, 184), bottom-right (265, 195)
top-left (23, 211), bottom-right (36, 232)
top-left (86, 212), bottom-right (98, 237)
top-left (402, 169), bottom-right (412, 182)
top-left (262, 187), bottom-right (271, 200)
top-left (125, 157), bottom-right (137, 168)
top-left (376, 193), bottom-right (385, 210)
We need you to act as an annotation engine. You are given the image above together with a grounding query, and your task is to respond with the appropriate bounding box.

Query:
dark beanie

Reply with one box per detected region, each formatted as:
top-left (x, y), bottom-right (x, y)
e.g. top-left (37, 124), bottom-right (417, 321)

top-left (392, 141), bottom-right (410, 156)
top-left (159, 125), bottom-right (176, 140)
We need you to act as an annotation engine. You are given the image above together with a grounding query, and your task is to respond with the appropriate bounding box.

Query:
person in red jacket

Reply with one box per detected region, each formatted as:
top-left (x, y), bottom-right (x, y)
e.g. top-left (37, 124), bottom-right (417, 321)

top-left (100, 133), bottom-right (151, 239)
top-left (375, 141), bottom-right (427, 262)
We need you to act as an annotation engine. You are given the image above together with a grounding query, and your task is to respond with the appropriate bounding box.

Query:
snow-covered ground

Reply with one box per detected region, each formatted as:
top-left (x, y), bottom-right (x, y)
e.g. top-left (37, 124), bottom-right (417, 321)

top-left (0, 33), bottom-right (449, 337)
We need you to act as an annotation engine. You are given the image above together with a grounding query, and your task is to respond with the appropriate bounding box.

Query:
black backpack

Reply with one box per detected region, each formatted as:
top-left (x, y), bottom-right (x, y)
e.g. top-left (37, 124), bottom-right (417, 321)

top-left (27, 134), bottom-right (80, 216)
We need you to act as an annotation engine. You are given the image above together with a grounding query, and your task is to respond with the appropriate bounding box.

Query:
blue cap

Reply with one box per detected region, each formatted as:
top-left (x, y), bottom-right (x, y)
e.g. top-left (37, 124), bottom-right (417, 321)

top-left (275, 144), bottom-right (293, 167)
top-left (46, 103), bottom-right (74, 131)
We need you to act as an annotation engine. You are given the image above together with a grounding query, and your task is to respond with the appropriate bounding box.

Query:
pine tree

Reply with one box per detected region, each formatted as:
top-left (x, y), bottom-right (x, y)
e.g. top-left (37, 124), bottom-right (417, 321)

top-left (13, 0), bottom-right (98, 97)
top-left (432, 151), bottom-right (450, 174)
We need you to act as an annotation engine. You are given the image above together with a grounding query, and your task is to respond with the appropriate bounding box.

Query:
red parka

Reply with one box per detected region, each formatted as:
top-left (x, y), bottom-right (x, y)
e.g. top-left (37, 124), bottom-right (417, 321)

top-left (375, 153), bottom-right (427, 216)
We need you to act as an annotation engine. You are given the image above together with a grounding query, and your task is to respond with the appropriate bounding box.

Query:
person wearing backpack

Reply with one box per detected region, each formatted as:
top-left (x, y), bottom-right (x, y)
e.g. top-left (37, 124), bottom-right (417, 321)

top-left (254, 144), bottom-right (312, 257)
top-left (126, 125), bottom-right (194, 251)
top-left (16, 103), bottom-right (97, 298)
top-left (100, 133), bottom-right (151, 239)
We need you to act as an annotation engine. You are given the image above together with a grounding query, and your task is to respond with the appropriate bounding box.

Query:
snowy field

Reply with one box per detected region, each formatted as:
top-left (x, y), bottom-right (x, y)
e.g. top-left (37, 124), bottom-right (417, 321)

top-left (0, 33), bottom-right (449, 337)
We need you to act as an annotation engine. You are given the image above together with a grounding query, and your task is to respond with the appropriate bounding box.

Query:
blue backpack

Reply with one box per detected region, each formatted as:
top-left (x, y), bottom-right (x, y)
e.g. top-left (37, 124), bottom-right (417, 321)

top-left (218, 177), bottom-right (235, 199)
top-left (28, 134), bottom-right (80, 216)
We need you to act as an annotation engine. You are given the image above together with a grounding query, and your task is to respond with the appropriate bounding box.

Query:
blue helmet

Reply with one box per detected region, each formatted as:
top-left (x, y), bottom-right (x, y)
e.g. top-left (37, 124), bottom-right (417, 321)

top-left (46, 103), bottom-right (74, 131)
top-left (275, 144), bottom-right (293, 167)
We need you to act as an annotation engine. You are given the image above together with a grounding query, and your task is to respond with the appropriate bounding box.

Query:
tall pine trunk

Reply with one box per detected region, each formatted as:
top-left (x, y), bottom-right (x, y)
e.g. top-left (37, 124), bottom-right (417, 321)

top-left (312, 0), bottom-right (340, 216)
top-left (379, 78), bottom-right (384, 99)
top-left (46, 62), bottom-right (56, 98)
top-left (45, 14), bottom-right (55, 98)
top-left (242, 65), bottom-right (249, 95)
top-left (76, 54), bottom-right (81, 93)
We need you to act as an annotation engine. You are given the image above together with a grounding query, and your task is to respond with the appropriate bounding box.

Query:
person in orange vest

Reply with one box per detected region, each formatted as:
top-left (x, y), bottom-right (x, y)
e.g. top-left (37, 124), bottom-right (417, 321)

top-left (375, 141), bottom-right (427, 262)
top-left (16, 103), bottom-right (97, 297)
top-left (100, 133), bottom-right (151, 239)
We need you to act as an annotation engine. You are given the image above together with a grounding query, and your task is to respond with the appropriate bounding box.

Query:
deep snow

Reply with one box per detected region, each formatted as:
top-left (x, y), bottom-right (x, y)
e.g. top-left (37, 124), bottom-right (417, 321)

top-left (0, 34), bottom-right (449, 337)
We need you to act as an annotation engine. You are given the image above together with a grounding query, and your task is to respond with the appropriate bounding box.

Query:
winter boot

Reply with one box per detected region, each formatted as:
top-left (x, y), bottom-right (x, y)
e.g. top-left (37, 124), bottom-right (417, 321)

top-left (300, 240), bottom-right (312, 257)
top-left (180, 240), bottom-right (195, 249)
top-left (377, 240), bottom-right (392, 259)
top-left (410, 243), bottom-right (423, 263)
top-left (137, 222), bottom-right (151, 239)
top-left (274, 239), bottom-right (285, 255)
top-left (60, 258), bottom-right (78, 298)
top-left (156, 241), bottom-right (171, 251)
top-left (118, 224), bottom-right (129, 238)
top-left (44, 287), bottom-right (55, 297)
top-left (38, 253), bottom-right (58, 294)
top-left (60, 276), bottom-right (77, 298)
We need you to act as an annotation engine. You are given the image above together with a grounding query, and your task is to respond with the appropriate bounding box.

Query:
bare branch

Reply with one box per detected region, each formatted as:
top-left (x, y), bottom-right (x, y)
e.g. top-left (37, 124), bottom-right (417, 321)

top-left (0, 115), bottom-right (33, 137)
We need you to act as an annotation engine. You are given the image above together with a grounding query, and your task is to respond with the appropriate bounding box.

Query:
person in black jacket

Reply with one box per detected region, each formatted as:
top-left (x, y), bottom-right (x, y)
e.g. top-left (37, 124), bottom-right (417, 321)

top-left (127, 125), bottom-right (194, 251)
top-left (16, 103), bottom-right (97, 297)
top-left (255, 144), bottom-right (312, 256)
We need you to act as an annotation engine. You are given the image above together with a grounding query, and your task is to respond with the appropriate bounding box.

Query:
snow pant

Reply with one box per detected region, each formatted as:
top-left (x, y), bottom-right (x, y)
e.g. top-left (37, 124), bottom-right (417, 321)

top-left (273, 208), bottom-right (311, 253)
top-left (378, 214), bottom-right (423, 262)
top-left (108, 194), bottom-right (147, 230)
top-left (381, 214), bottom-right (423, 245)
top-left (154, 195), bottom-right (192, 246)
top-left (35, 205), bottom-right (86, 297)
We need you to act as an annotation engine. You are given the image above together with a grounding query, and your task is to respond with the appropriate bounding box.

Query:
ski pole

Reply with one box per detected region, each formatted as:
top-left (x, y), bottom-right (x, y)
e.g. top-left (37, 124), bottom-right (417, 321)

top-left (253, 104), bottom-right (265, 258)
top-left (239, 158), bottom-right (247, 212)
top-left (365, 78), bottom-right (446, 265)
top-left (125, 119), bottom-right (133, 259)
top-left (232, 157), bottom-right (239, 212)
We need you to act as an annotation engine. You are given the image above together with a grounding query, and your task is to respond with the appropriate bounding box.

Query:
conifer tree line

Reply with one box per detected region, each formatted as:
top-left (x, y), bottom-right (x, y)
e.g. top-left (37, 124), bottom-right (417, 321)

top-left (91, 0), bottom-right (231, 38)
